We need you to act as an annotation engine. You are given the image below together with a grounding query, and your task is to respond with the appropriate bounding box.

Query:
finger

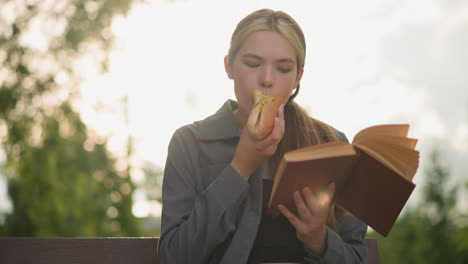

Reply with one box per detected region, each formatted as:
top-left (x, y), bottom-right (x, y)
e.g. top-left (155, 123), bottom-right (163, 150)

top-left (265, 104), bottom-right (285, 143)
top-left (278, 103), bottom-right (285, 117)
top-left (278, 104), bottom-right (285, 135)
top-left (271, 117), bottom-right (283, 141)
top-left (257, 117), bottom-right (283, 149)
top-left (278, 204), bottom-right (307, 232)
top-left (277, 103), bottom-right (285, 122)
top-left (293, 190), bottom-right (313, 221)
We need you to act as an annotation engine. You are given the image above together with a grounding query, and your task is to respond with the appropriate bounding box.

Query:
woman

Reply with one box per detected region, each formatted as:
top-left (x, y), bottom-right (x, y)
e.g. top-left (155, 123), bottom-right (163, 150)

top-left (158, 9), bottom-right (368, 264)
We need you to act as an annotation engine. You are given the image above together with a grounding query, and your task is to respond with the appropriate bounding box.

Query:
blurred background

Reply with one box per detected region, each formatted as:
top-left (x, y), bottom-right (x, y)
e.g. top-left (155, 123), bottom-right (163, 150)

top-left (0, 0), bottom-right (467, 262)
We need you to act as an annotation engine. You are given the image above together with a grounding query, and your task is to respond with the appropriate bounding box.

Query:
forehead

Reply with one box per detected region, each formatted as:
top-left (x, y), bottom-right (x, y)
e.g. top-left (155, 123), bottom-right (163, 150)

top-left (238, 30), bottom-right (296, 61)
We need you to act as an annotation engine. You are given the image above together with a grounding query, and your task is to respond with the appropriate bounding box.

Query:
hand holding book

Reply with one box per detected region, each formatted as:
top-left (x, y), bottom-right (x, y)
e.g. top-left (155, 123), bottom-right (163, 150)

top-left (277, 183), bottom-right (335, 254)
top-left (268, 124), bottom-right (419, 237)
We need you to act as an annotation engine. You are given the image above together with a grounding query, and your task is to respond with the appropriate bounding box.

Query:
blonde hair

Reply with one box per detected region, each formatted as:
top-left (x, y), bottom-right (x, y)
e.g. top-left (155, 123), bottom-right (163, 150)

top-left (228, 9), bottom-right (305, 71)
top-left (228, 9), bottom-right (347, 228)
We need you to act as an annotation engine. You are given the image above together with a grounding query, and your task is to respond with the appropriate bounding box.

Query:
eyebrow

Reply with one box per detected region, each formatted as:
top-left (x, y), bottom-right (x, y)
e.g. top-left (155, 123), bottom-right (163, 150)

top-left (241, 53), bottom-right (296, 64)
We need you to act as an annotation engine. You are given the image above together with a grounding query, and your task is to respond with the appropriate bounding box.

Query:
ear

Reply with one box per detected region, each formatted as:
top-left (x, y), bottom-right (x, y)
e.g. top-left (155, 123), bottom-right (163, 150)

top-left (224, 55), bottom-right (233, 79)
top-left (293, 68), bottom-right (304, 91)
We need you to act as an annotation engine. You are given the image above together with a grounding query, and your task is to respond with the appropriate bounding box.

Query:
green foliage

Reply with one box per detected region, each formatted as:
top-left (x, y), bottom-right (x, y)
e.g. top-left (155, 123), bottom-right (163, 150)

top-left (0, 0), bottom-right (142, 236)
top-left (141, 161), bottom-right (163, 202)
top-left (453, 182), bottom-right (468, 260)
top-left (367, 151), bottom-right (468, 264)
top-left (3, 103), bottom-right (140, 236)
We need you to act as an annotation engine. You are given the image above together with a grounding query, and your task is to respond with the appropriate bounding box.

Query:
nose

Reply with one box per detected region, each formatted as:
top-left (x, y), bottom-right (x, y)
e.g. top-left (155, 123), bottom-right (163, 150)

top-left (260, 66), bottom-right (274, 88)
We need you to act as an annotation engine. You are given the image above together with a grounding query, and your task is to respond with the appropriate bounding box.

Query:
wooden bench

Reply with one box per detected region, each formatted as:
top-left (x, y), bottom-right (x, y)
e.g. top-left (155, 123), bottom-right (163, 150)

top-left (0, 237), bottom-right (380, 264)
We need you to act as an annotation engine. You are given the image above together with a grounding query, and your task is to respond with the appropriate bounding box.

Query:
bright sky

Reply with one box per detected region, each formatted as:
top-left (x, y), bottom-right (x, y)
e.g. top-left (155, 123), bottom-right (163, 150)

top-left (1, 0), bottom-right (468, 218)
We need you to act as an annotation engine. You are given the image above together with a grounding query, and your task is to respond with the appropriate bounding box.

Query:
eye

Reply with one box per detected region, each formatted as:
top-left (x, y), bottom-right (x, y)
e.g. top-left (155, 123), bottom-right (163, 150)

top-left (278, 67), bottom-right (292, 73)
top-left (245, 62), bottom-right (260, 68)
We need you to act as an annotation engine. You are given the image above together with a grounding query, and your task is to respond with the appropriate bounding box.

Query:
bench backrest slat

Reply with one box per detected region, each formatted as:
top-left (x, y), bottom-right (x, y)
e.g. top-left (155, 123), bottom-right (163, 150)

top-left (0, 237), bottom-right (379, 264)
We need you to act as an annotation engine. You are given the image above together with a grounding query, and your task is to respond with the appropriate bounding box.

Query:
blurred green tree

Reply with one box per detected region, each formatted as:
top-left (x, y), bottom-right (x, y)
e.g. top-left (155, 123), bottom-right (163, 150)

top-left (0, 0), bottom-right (142, 236)
top-left (367, 151), bottom-right (468, 264)
top-left (141, 161), bottom-right (163, 203)
top-left (135, 160), bottom-right (163, 236)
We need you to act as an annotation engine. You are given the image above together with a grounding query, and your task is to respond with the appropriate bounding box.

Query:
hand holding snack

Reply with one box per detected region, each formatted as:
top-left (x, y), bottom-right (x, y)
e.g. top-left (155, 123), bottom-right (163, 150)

top-left (231, 90), bottom-right (285, 180)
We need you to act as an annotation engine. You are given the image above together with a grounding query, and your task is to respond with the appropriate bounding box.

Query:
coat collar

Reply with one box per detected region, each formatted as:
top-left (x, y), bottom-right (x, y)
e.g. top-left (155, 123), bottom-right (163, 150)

top-left (196, 100), bottom-right (242, 141)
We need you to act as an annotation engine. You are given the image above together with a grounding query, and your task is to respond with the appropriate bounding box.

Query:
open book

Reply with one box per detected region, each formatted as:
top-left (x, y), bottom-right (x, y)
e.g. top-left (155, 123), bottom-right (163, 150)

top-left (267, 124), bottom-right (419, 237)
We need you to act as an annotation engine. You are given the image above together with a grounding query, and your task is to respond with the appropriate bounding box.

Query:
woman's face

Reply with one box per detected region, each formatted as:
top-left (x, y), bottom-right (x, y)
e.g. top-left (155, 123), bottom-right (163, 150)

top-left (225, 30), bottom-right (303, 121)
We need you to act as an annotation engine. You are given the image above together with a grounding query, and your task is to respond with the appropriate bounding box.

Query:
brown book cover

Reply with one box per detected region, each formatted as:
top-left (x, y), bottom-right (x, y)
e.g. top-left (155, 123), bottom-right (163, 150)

top-left (267, 124), bottom-right (419, 237)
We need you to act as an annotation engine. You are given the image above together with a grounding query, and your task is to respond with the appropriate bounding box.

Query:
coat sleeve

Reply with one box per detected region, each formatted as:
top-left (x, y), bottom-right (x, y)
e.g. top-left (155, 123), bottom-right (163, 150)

top-left (157, 127), bottom-right (249, 264)
top-left (304, 215), bottom-right (368, 264)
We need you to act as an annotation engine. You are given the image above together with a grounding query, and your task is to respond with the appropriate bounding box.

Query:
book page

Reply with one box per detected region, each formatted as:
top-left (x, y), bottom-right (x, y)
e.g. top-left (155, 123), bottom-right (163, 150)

top-left (369, 139), bottom-right (419, 180)
top-left (354, 140), bottom-right (419, 180)
top-left (286, 141), bottom-right (349, 155)
top-left (353, 143), bottom-right (404, 177)
top-left (353, 124), bottom-right (409, 144)
top-left (284, 142), bottom-right (357, 162)
top-left (358, 135), bottom-right (418, 150)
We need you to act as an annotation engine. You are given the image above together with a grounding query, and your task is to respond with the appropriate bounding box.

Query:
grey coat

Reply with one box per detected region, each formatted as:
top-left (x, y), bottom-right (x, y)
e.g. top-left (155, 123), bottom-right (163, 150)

top-left (158, 100), bottom-right (368, 264)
